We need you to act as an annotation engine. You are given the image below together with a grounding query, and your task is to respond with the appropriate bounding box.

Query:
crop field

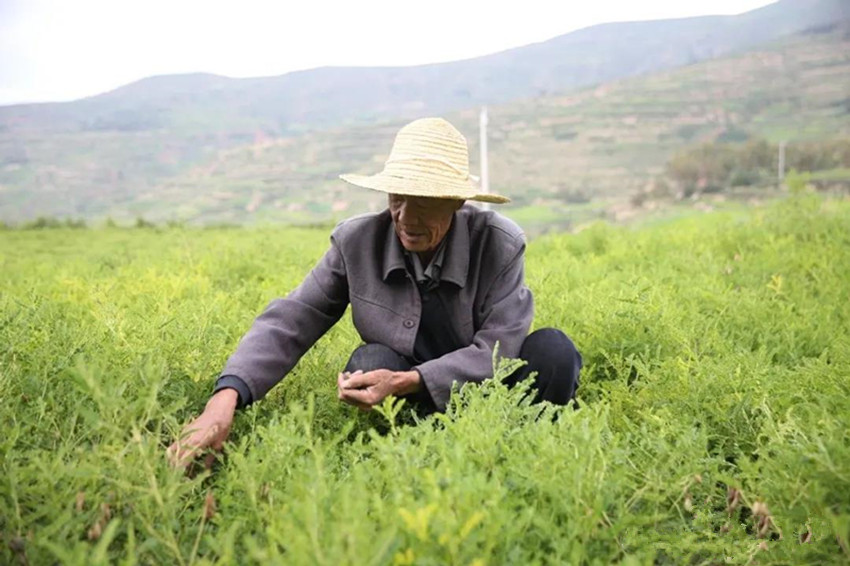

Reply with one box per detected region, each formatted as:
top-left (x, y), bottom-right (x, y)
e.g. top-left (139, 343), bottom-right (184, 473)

top-left (1, 194), bottom-right (849, 564)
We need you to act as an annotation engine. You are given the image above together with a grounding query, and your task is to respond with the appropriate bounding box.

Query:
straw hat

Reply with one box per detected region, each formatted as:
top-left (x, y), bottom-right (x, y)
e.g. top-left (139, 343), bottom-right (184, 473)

top-left (339, 117), bottom-right (509, 204)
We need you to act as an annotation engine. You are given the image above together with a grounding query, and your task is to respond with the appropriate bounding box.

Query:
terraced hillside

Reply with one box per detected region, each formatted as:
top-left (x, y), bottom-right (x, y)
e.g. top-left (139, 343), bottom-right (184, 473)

top-left (135, 25), bottom-right (850, 227)
top-left (1, 23), bottom-right (848, 228)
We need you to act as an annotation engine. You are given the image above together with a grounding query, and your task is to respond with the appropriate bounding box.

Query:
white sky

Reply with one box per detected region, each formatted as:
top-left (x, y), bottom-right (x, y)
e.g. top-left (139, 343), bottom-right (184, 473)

top-left (0, 0), bottom-right (775, 105)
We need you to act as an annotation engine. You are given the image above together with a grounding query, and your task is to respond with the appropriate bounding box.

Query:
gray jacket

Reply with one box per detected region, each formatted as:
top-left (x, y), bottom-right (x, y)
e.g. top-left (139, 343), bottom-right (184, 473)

top-left (219, 204), bottom-right (534, 411)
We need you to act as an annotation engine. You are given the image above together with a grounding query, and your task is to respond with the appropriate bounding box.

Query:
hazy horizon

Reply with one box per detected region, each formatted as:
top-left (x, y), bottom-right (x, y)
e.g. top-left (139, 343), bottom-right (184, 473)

top-left (0, 0), bottom-right (775, 106)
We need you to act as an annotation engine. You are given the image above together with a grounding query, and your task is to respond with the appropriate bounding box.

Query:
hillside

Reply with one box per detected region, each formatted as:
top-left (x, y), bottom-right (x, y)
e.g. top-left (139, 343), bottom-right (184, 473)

top-left (89, 24), bottom-right (850, 228)
top-left (2, 195), bottom-right (849, 564)
top-left (0, 1), bottom-right (847, 227)
top-left (1, 0), bottom-right (844, 136)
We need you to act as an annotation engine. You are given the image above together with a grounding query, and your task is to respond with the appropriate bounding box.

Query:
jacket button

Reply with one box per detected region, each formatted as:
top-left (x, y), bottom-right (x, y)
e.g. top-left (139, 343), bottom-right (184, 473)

top-left (403, 319), bottom-right (415, 328)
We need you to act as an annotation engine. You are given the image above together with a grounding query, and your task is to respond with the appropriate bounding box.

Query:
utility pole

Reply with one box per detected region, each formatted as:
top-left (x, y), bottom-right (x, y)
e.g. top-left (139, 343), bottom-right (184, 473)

top-left (778, 140), bottom-right (786, 188)
top-left (479, 106), bottom-right (490, 211)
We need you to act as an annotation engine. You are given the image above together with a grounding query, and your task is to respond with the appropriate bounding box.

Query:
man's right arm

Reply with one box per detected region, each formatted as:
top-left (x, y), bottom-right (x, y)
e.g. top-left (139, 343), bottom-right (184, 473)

top-left (216, 238), bottom-right (350, 404)
top-left (168, 238), bottom-right (350, 467)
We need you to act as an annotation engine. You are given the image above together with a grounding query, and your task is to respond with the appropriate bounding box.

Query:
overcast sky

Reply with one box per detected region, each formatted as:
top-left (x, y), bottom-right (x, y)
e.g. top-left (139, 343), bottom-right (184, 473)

top-left (0, 0), bottom-right (775, 106)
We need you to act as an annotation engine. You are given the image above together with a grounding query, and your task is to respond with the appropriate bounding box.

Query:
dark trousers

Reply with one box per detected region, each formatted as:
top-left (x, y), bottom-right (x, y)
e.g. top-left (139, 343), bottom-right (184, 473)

top-left (343, 328), bottom-right (582, 412)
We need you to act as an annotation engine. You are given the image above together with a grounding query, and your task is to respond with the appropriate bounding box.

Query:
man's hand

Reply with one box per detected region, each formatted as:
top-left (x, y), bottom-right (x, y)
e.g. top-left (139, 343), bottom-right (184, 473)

top-left (337, 369), bottom-right (421, 411)
top-left (167, 389), bottom-right (238, 470)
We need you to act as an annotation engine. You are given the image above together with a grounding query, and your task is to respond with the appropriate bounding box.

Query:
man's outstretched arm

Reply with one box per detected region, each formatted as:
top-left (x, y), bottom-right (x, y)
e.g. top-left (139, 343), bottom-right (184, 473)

top-left (168, 238), bottom-right (349, 467)
top-left (217, 239), bottom-right (350, 403)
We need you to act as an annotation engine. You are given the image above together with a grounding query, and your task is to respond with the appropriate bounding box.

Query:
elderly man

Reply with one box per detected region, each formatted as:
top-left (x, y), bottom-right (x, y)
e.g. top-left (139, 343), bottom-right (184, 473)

top-left (168, 117), bottom-right (581, 466)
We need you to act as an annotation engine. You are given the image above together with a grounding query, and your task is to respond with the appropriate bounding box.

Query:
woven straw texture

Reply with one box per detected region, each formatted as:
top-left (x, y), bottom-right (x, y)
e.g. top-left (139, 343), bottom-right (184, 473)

top-left (339, 117), bottom-right (509, 204)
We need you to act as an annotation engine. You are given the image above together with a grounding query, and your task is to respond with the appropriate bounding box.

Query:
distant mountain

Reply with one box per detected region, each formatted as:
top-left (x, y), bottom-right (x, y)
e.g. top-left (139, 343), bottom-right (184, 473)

top-left (0, 0), bottom-right (848, 226)
top-left (1, 0), bottom-right (846, 136)
top-left (130, 24), bottom-right (850, 228)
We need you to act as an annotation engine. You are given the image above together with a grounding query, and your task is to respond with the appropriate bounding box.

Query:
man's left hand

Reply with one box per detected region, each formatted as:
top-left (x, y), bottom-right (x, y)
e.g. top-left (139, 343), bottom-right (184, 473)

top-left (337, 369), bottom-right (421, 410)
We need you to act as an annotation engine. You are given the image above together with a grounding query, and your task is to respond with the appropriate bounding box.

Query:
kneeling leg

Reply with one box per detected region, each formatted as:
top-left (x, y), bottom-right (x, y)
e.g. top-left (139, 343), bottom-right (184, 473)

top-left (344, 343), bottom-right (412, 374)
top-left (505, 328), bottom-right (582, 405)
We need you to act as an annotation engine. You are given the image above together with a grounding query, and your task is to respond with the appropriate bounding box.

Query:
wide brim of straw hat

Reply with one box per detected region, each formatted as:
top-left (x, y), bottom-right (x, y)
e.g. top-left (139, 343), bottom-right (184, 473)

top-left (339, 117), bottom-right (510, 204)
top-left (339, 171), bottom-right (510, 204)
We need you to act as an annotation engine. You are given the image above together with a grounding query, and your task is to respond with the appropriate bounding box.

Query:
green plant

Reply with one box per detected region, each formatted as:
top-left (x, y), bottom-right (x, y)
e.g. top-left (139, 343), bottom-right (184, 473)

top-left (1, 195), bottom-right (848, 564)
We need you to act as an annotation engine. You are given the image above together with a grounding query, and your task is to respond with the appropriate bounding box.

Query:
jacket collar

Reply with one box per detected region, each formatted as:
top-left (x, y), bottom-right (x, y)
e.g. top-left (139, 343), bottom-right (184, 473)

top-left (382, 211), bottom-right (469, 288)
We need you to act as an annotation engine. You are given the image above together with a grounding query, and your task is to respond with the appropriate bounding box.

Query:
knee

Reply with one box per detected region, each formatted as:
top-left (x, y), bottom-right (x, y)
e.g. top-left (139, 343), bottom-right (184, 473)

top-left (521, 328), bottom-right (582, 371)
top-left (344, 343), bottom-right (410, 373)
top-left (520, 328), bottom-right (582, 401)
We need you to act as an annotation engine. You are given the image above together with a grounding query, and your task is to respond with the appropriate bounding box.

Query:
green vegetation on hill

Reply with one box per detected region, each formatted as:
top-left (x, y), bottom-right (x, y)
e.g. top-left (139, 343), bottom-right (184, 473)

top-left (133, 24), bottom-right (850, 231)
top-left (648, 138), bottom-right (850, 198)
top-left (459, 25), bottom-right (850, 211)
top-left (2, 195), bottom-right (849, 564)
top-left (0, 11), bottom-right (848, 229)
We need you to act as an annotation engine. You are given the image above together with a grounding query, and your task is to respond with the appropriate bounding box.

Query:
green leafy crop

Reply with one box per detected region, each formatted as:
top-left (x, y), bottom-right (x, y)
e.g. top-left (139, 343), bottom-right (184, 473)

top-left (1, 195), bottom-right (848, 564)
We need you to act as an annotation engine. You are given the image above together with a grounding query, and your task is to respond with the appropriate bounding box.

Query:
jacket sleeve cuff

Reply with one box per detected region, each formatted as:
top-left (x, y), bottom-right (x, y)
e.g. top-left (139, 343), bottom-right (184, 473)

top-left (414, 364), bottom-right (451, 413)
top-left (407, 369), bottom-right (437, 409)
top-left (213, 375), bottom-right (253, 409)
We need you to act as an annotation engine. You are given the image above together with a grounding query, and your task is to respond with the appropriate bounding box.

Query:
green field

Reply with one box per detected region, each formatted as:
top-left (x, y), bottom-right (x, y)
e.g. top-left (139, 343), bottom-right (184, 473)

top-left (2, 195), bottom-right (849, 564)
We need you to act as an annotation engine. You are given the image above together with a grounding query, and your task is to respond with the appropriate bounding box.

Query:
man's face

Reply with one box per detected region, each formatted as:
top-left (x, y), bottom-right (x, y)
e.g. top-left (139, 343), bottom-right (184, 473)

top-left (388, 194), bottom-right (464, 254)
